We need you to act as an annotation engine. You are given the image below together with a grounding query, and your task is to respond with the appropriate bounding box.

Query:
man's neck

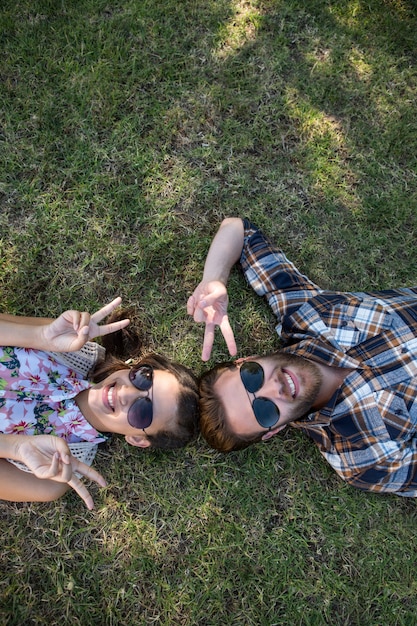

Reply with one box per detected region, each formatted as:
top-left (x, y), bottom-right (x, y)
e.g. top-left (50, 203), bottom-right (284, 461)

top-left (312, 363), bottom-right (353, 410)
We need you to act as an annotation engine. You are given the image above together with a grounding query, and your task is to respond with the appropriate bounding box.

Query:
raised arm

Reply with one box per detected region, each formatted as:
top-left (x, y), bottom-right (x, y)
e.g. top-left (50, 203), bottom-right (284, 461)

top-left (0, 297), bottom-right (130, 352)
top-left (187, 218), bottom-right (244, 361)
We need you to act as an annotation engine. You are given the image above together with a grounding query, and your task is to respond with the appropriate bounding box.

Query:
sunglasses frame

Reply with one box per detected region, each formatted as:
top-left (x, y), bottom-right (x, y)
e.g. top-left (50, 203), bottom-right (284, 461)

top-left (127, 364), bottom-right (154, 431)
top-left (239, 361), bottom-right (280, 430)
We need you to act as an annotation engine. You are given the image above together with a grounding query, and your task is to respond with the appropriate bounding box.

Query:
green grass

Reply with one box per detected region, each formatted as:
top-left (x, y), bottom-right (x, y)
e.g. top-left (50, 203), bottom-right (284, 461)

top-left (1, 0), bottom-right (417, 623)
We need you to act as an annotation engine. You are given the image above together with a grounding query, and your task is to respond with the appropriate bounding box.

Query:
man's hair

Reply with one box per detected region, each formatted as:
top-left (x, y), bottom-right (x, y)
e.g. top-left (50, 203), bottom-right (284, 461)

top-left (199, 362), bottom-right (263, 453)
top-left (91, 309), bottom-right (199, 449)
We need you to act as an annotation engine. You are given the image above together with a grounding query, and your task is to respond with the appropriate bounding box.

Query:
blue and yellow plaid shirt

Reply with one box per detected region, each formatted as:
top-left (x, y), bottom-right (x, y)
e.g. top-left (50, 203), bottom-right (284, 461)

top-left (241, 219), bottom-right (417, 496)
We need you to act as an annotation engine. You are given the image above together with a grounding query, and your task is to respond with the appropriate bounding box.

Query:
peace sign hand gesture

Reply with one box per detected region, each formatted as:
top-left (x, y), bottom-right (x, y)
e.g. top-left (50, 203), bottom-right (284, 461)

top-left (15, 434), bottom-right (107, 510)
top-left (187, 280), bottom-right (237, 362)
top-left (41, 297), bottom-right (130, 352)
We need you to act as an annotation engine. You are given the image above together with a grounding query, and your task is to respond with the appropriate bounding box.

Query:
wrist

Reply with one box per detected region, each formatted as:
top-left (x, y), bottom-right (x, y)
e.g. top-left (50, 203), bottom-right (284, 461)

top-left (201, 274), bottom-right (229, 287)
top-left (36, 322), bottom-right (50, 349)
top-left (0, 434), bottom-right (25, 461)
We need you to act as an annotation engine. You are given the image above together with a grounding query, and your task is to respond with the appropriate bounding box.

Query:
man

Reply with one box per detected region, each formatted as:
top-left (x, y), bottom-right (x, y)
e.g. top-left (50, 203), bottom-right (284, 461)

top-left (187, 218), bottom-right (417, 497)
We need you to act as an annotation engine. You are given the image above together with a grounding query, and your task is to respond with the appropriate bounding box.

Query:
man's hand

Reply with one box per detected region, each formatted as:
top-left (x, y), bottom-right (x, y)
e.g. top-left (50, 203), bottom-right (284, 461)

top-left (187, 280), bottom-right (237, 361)
top-left (41, 297), bottom-right (130, 352)
top-left (15, 435), bottom-right (107, 510)
top-left (186, 218), bottom-right (244, 361)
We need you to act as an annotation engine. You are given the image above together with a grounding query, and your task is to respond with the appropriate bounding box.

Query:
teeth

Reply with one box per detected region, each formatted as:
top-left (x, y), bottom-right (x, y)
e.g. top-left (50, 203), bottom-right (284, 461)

top-left (284, 373), bottom-right (295, 398)
top-left (108, 386), bottom-right (114, 409)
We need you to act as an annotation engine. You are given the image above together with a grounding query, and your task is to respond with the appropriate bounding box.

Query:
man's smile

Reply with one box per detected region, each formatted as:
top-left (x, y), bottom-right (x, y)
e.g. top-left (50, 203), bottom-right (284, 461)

top-left (282, 369), bottom-right (297, 399)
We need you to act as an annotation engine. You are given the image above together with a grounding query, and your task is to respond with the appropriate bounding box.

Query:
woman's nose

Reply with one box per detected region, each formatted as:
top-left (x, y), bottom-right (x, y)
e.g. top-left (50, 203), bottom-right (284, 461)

top-left (121, 384), bottom-right (149, 406)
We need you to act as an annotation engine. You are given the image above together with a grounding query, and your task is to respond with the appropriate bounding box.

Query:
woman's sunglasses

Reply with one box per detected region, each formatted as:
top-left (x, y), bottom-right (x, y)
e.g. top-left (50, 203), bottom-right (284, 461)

top-left (127, 364), bottom-right (154, 430)
top-left (239, 361), bottom-right (280, 430)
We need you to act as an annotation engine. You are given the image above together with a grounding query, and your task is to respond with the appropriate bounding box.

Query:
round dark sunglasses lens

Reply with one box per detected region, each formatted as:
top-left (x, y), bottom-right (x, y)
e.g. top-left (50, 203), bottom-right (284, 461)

top-left (240, 362), bottom-right (264, 393)
top-left (129, 366), bottom-right (153, 391)
top-left (253, 397), bottom-right (280, 428)
top-left (128, 397), bottom-right (153, 430)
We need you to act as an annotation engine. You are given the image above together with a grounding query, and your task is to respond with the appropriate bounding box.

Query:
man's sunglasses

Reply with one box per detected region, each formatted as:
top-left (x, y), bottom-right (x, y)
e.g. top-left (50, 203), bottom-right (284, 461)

top-left (239, 361), bottom-right (280, 430)
top-left (127, 364), bottom-right (154, 430)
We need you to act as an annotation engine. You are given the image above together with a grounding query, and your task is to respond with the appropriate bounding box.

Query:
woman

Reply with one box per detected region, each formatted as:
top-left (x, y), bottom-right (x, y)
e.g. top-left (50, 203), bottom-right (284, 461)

top-left (0, 298), bottom-right (199, 509)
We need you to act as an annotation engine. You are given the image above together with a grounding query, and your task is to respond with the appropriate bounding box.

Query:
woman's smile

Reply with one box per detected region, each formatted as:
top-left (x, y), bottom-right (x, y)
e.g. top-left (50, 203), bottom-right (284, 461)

top-left (76, 368), bottom-right (181, 438)
top-left (103, 384), bottom-right (116, 412)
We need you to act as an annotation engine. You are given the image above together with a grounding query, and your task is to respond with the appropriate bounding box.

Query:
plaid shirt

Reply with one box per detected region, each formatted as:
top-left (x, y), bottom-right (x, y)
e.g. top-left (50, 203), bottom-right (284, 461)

top-left (241, 219), bottom-right (417, 496)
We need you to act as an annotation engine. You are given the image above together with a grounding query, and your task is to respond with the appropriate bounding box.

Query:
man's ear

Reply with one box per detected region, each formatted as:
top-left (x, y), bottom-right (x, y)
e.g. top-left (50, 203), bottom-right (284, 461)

top-left (261, 423), bottom-right (287, 442)
top-left (234, 355), bottom-right (257, 365)
top-left (125, 434), bottom-right (152, 448)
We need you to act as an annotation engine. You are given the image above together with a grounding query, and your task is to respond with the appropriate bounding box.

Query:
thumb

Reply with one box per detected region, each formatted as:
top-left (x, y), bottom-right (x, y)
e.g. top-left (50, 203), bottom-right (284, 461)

top-left (186, 295), bottom-right (196, 316)
top-left (197, 288), bottom-right (225, 310)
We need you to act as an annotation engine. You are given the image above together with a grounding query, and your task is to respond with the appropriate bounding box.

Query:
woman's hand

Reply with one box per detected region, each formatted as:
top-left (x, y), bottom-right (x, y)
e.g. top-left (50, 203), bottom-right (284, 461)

top-left (14, 435), bottom-right (107, 510)
top-left (41, 297), bottom-right (130, 352)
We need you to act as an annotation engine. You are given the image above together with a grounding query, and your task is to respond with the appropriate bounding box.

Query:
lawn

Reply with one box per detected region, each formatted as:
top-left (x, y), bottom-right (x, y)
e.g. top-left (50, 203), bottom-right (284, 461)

top-left (1, 0), bottom-right (417, 624)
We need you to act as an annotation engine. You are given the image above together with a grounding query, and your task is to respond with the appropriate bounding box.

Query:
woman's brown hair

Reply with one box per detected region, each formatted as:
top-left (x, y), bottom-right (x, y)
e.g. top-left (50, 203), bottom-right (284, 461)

top-left (92, 308), bottom-right (199, 449)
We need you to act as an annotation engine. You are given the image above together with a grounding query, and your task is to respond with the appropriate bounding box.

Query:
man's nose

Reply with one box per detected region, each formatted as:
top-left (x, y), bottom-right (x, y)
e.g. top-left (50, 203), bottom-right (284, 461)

top-left (261, 375), bottom-right (285, 400)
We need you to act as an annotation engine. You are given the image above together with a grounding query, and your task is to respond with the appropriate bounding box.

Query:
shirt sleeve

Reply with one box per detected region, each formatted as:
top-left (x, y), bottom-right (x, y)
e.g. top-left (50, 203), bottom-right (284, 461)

top-left (325, 442), bottom-right (417, 497)
top-left (45, 341), bottom-right (106, 379)
top-left (240, 219), bottom-right (322, 331)
top-left (311, 394), bottom-right (417, 498)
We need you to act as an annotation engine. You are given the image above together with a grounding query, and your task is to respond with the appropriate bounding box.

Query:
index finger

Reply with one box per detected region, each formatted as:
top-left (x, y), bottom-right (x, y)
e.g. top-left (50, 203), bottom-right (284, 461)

top-left (96, 318), bottom-right (130, 337)
top-left (73, 460), bottom-right (107, 488)
top-left (67, 462), bottom-right (107, 509)
top-left (90, 297), bottom-right (122, 324)
top-left (202, 323), bottom-right (216, 362)
top-left (68, 475), bottom-right (95, 510)
top-left (219, 317), bottom-right (237, 356)
top-left (186, 294), bottom-right (196, 316)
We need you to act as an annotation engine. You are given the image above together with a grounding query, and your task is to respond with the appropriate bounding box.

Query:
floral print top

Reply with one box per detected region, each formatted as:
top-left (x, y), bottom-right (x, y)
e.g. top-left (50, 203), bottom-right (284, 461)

top-left (0, 346), bottom-right (106, 444)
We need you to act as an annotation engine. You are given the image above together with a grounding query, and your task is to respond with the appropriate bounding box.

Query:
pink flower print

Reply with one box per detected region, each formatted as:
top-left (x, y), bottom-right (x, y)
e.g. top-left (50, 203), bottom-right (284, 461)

top-left (69, 415), bottom-right (84, 430)
top-left (57, 401), bottom-right (71, 417)
top-left (56, 426), bottom-right (74, 442)
top-left (57, 382), bottom-right (71, 393)
top-left (71, 379), bottom-right (85, 391)
top-left (28, 374), bottom-right (41, 384)
top-left (9, 420), bottom-right (33, 435)
top-left (67, 371), bottom-right (85, 388)
top-left (56, 416), bottom-right (84, 441)
top-left (19, 349), bottom-right (47, 376)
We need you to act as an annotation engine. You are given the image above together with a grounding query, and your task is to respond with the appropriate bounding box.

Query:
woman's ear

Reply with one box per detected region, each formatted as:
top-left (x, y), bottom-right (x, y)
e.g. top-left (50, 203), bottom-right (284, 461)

top-left (125, 434), bottom-right (152, 448)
